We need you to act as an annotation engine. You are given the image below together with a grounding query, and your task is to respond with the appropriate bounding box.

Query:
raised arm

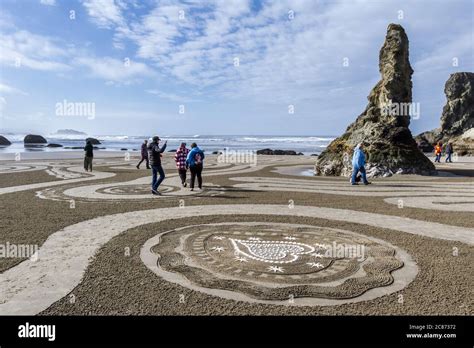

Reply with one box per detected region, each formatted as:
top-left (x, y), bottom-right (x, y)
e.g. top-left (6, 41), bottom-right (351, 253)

top-left (159, 142), bottom-right (167, 153)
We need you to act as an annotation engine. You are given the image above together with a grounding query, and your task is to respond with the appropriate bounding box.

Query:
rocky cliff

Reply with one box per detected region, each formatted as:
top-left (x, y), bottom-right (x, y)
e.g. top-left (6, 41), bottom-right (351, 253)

top-left (415, 72), bottom-right (474, 155)
top-left (315, 24), bottom-right (435, 177)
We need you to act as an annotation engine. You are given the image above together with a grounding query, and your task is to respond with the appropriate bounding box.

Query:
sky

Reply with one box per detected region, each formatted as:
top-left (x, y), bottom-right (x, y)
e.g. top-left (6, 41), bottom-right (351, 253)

top-left (0, 0), bottom-right (472, 136)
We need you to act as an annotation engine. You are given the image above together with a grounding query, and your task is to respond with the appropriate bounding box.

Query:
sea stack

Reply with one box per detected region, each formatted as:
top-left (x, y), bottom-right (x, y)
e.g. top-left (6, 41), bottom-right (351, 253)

top-left (315, 24), bottom-right (435, 177)
top-left (0, 135), bottom-right (11, 146)
top-left (24, 134), bottom-right (47, 144)
top-left (415, 72), bottom-right (474, 155)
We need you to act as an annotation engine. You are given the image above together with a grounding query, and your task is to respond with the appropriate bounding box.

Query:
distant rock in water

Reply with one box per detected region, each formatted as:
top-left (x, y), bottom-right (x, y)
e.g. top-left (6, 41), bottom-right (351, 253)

top-left (415, 72), bottom-right (474, 155)
top-left (86, 137), bottom-right (101, 145)
top-left (47, 143), bottom-right (63, 148)
top-left (24, 134), bottom-right (47, 144)
top-left (54, 129), bottom-right (87, 135)
top-left (315, 24), bottom-right (435, 177)
top-left (257, 148), bottom-right (303, 155)
top-left (0, 135), bottom-right (11, 146)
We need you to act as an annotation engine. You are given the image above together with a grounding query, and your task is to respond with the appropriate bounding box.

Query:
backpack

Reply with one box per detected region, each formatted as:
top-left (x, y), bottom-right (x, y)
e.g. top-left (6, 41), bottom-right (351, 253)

top-left (194, 152), bottom-right (202, 165)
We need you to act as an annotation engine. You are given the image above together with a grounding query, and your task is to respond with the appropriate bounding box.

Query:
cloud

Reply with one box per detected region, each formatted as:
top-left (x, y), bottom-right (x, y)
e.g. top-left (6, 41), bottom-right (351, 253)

top-left (75, 56), bottom-right (152, 82)
top-left (145, 89), bottom-right (199, 103)
top-left (101, 0), bottom-right (471, 106)
top-left (0, 29), bottom-right (71, 71)
top-left (1, 0), bottom-right (473, 134)
top-left (40, 0), bottom-right (56, 6)
top-left (82, 0), bottom-right (126, 29)
top-left (0, 83), bottom-right (28, 95)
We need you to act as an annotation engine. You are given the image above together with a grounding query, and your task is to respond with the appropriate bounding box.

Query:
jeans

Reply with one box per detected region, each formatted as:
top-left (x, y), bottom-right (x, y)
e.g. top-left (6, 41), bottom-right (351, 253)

top-left (445, 153), bottom-right (452, 163)
top-left (190, 164), bottom-right (203, 189)
top-left (178, 169), bottom-right (187, 184)
top-left (351, 166), bottom-right (368, 184)
top-left (151, 164), bottom-right (165, 190)
top-left (435, 154), bottom-right (441, 162)
top-left (137, 156), bottom-right (149, 168)
top-left (84, 156), bottom-right (93, 171)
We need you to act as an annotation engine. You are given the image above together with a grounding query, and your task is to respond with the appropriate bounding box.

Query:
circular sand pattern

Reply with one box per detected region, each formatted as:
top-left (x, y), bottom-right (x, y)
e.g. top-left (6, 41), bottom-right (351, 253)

top-left (6, 203), bottom-right (474, 314)
top-left (34, 160), bottom-right (280, 203)
top-left (0, 164), bottom-right (47, 174)
top-left (384, 196), bottom-right (474, 212)
top-left (37, 179), bottom-right (226, 202)
top-left (98, 184), bottom-right (176, 195)
top-left (230, 176), bottom-right (474, 212)
top-left (148, 222), bottom-right (408, 305)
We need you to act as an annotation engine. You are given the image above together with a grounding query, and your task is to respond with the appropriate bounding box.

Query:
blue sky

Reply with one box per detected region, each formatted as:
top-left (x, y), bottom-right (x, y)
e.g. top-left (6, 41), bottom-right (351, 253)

top-left (0, 0), bottom-right (472, 136)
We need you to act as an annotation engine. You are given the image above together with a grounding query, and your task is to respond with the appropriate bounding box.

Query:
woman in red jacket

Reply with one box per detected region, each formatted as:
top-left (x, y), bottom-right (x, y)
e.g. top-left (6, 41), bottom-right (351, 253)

top-left (174, 142), bottom-right (189, 187)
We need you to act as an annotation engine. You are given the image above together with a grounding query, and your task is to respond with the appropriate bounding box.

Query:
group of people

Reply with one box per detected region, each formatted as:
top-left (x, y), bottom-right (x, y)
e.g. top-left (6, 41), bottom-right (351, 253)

top-left (84, 137), bottom-right (454, 191)
top-left (434, 142), bottom-right (454, 163)
top-left (137, 136), bottom-right (205, 195)
top-left (83, 136), bottom-right (205, 195)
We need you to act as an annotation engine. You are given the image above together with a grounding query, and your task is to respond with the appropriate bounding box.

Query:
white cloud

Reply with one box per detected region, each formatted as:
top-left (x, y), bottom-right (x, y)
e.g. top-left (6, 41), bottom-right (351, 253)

top-left (0, 29), bottom-right (71, 71)
top-left (75, 56), bottom-right (152, 82)
top-left (40, 0), bottom-right (56, 6)
top-left (82, 0), bottom-right (125, 28)
top-left (145, 89), bottom-right (198, 103)
top-left (0, 83), bottom-right (28, 95)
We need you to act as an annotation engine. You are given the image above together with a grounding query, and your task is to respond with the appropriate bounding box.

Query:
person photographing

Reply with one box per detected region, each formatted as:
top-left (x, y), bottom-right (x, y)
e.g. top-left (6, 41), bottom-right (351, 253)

top-left (148, 136), bottom-right (167, 195)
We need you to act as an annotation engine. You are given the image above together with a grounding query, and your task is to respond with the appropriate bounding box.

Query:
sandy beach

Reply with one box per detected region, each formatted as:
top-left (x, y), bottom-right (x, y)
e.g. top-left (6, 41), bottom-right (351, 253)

top-left (0, 153), bottom-right (472, 316)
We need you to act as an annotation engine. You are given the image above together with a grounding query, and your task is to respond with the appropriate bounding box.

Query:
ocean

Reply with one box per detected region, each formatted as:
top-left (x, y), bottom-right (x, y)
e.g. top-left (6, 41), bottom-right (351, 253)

top-left (0, 134), bottom-right (334, 156)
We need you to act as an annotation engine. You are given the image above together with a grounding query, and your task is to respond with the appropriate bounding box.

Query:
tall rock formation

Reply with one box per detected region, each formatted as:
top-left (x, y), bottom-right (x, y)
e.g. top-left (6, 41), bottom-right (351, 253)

top-left (315, 24), bottom-right (435, 177)
top-left (415, 72), bottom-right (474, 155)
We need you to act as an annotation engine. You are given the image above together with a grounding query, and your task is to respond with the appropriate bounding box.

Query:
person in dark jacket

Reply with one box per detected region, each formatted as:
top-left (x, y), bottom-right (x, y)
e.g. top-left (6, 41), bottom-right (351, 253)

top-left (147, 136), bottom-right (167, 195)
top-left (174, 142), bottom-right (189, 187)
top-left (136, 139), bottom-right (150, 169)
top-left (186, 142), bottom-right (205, 191)
top-left (84, 140), bottom-right (93, 172)
top-left (445, 142), bottom-right (453, 163)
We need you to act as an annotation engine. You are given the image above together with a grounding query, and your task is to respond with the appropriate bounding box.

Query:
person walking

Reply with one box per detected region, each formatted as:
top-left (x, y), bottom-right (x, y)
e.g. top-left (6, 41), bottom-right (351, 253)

top-left (445, 142), bottom-right (453, 163)
top-left (174, 142), bottom-right (189, 187)
top-left (186, 142), bottom-right (205, 191)
top-left (84, 140), bottom-right (93, 172)
top-left (136, 139), bottom-right (150, 169)
top-left (434, 142), bottom-right (442, 163)
top-left (351, 143), bottom-right (370, 185)
top-left (148, 136), bottom-right (167, 195)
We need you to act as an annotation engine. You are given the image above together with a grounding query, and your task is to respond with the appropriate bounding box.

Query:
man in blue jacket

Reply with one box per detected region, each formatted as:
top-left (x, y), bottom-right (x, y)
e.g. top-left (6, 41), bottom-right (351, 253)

top-left (351, 143), bottom-right (370, 185)
top-left (186, 142), bottom-right (205, 191)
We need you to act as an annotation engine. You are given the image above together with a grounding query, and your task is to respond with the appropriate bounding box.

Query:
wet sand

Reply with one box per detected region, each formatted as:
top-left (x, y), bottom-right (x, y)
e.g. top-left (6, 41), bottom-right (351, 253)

top-left (0, 154), bottom-right (472, 315)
